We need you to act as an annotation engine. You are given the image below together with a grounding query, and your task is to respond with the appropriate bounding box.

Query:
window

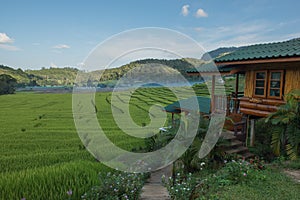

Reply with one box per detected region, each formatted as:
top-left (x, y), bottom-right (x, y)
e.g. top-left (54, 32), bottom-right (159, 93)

top-left (254, 71), bottom-right (267, 97)
top-left (268, 70), bottom-right (283, 98)
top-left (254, 70), bottom-right (284, 99)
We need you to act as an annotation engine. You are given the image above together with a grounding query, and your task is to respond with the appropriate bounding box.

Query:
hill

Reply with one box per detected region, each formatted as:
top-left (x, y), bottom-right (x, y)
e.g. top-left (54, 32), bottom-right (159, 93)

top-left (0, 57), bottom-right (213, 87)
top-left (202, 47), bottom-right (239, 61)
top-left (25, 67), bottom-right (78, 86)
top-left (0, 65), bottom-right (32, 86)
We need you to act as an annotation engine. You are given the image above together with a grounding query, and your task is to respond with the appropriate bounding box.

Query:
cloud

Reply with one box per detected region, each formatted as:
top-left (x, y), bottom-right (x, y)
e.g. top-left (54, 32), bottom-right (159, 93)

top-left (192, 21), bottom-right (282, 50)
top-left (181, 5), bottom-right (190, 16)
top-left (53, 44), bottom-right (70, 49)
top-left (0, 44), bottom-right (20, 51)
top-left (0, 33), bottom-right (20, 51)
top-left (84, 28), bottom-right (207, 70)
top-left (0, 33), bottom-right (14, 44)
top-left (194, 27), bottom-right (203, 32)
top-left (50, 62), bottom-right (58, 68)
top-left (195, 8), bottom-right (208, 18)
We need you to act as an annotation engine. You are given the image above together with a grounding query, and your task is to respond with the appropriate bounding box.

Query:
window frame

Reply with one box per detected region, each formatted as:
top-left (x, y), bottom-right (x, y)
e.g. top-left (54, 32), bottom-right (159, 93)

top-left (253, 70), bottom-right (268, 98)
top-left (267, 70), bottom-right (284, 99)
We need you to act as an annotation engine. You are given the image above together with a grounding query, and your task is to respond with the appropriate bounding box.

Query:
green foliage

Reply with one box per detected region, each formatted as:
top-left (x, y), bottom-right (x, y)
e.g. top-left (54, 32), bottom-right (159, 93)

top-left (163, 172), bottom-right (198, 200)
top-left (284, 158), bottom-right (300, 170)
top-left (248, 118), bottom-right (274, 161)
top-left (0, 85), bottom-right (235, 198)
top-left (0, 65), bottom-right (31, 86)
top-left (0, 74), bottom-right (17, 94)
top-left (0, 161), bottom-right (108, 200)
top-left (82, 172), bottom-right (145, 200)
top-left (218, 168), bottom-right (300, 200)
top-left (265, 90), bottom-right (300, 160)
top-left (26, 67), bottom-right (78, 86)
top-left (165, 159), bottom-right (268, 200)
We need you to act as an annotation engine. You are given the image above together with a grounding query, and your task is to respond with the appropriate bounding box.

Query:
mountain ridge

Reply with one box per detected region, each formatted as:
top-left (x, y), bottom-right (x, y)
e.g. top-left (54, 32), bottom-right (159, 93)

top-left (0, 46), bottom-right (238, 87)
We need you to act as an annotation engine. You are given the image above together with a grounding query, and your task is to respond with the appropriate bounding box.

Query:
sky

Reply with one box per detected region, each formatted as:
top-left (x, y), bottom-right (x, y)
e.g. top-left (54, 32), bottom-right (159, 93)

top-left (0, 0), bottom-right (299, 70)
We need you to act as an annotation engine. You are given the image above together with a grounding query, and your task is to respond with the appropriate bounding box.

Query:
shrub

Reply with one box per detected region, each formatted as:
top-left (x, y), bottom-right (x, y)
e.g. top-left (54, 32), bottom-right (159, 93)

top-left (164, 159), bottom-right (267, 200)
top-left (81, 171), bottom-right (145, 200)
top-left (163, 172), bottom-right (198, 200)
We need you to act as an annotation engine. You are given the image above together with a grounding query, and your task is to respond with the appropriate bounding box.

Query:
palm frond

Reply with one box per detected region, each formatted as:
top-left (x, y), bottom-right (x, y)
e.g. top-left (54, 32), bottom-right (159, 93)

top-left (271, 126), bottom-right (285, 156)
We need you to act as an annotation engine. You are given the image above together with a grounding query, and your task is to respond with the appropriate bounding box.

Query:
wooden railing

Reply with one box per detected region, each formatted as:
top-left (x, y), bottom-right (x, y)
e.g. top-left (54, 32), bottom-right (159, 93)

top-left (213, 92), bottom-right (244, 115)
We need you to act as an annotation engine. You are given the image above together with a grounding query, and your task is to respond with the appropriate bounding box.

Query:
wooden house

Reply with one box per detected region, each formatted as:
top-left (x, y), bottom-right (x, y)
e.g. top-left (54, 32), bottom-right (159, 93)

top-left (187, 38), bottom-right (300, 146)
top-left (214, 38), bottom-right (300, 117)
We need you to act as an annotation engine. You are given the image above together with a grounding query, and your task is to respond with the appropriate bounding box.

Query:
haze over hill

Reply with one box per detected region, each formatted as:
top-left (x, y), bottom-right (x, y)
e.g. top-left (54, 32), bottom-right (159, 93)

top-left (0, 47), bottom-right (240, 87)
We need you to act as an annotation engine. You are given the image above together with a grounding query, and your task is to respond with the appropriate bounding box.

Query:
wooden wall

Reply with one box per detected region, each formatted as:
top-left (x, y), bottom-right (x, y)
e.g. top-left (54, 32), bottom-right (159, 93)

top-left (238, 63), bottom-right (300, 117)
top-left (243, 64), bottom-right (300, 98)
top-left (285, 69), bottom-right (300, 94)
top-left (244, 71), bottom-right (254, 98)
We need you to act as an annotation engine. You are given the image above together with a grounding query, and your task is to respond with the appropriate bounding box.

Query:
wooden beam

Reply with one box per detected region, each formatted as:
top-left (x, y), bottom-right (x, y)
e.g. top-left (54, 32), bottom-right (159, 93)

top-left (234, 73), bottom-right (239, 113)
top-left (215, 56), bottom-right (300, 66)
top-left (240, 107), bottom-right (271, 117)
top-left (211, 75), bottom-right (215, 112)
top-left (250, 119), bottom-right (255, 146)
top-left (240, 101), bottom-right (278, 112)
top-left (239, 97), bottom-right (285, 106)
top-left (186, 72), bottom-right (231, 76)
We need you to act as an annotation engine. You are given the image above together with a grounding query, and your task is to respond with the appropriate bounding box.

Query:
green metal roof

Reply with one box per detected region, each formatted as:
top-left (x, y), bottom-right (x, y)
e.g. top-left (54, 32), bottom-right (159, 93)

top-left (215, 38), bottom-right (300, 62)
top-left (163, 96), bottom-right (211, 114)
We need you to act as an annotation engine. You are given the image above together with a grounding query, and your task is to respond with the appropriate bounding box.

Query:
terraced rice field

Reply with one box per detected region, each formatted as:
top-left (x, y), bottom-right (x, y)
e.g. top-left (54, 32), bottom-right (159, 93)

top-left (0, 87), bottom-right (199, 199)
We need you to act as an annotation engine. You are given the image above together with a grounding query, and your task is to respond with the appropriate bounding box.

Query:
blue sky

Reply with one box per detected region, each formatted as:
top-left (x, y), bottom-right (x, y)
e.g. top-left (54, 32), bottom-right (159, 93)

top-left (0, 0), bottom-right (299, 69)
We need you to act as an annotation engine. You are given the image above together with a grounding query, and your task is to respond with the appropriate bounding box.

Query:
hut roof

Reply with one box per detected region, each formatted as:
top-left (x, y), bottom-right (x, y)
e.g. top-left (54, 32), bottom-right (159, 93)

top-left (215, 38), bottom-right (300, 63)
top-left (163, 96), bottom-right (211, 114)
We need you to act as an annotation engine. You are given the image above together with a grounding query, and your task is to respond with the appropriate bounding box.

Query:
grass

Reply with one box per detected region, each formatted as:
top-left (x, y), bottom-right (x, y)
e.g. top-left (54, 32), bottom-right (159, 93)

top-left (218, 168), bottom-right (300, 200)
top-left (5, 80), bottom-right (294, 199)
top-left (0, 87), bottom-right (188, 199)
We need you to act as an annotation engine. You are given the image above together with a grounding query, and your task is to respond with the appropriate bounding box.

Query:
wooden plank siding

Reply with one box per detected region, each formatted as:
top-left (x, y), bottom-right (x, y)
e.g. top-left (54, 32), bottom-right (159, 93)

top-left (244, 71), bottom-right (254, 98)
top-left (243, 65), bottom-right (300, 98)
top-left (234, 62), bottom-right (300, 117)
top-left (285, 68), bottom-right (300, 94)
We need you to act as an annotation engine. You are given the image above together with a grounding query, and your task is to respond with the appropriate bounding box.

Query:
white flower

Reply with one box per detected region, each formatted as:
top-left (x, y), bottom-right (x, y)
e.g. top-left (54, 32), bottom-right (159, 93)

top-left (200, 162), bottom-right (205, 166)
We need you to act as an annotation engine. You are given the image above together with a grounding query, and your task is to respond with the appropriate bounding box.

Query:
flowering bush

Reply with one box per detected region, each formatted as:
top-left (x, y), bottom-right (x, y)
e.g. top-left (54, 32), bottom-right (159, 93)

top-left (163, 172), bottom-right (198, 200)
top-left (164, 159), bottom-right (267, 199)
top-left (81, 171), bottom-right (145, 200)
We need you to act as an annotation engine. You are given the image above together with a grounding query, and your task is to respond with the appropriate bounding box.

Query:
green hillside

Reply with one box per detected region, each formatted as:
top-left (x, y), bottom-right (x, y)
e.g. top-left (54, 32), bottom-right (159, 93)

top-left (0, 58), bottom-right (206, 87)
top-left (0, 65), bottom-right (31, 86)
top-left (25, 67), bottom-right (78, 86)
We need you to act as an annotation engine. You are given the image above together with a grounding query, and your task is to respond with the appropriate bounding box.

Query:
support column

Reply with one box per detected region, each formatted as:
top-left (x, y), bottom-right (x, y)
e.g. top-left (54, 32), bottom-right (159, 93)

top-left (234, 73), bottom-right (239, 113)
top-left (211, 75), bottom-right (215, 112)
top-left (250, 119), bottom-right (255, 146)
top-left (172, 113), bottom-right (174, 126)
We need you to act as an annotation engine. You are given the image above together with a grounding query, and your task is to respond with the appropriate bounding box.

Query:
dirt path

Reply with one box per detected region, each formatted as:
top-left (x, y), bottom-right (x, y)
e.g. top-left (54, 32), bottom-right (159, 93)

top-left (140, 165), bottom-right (172, 200)
top-left (283, 169), bottom-right (300, 183)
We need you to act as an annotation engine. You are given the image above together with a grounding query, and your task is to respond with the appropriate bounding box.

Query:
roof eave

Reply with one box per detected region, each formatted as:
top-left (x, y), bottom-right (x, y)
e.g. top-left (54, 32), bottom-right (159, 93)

top-left (215, 56), bottom-right (300, 66)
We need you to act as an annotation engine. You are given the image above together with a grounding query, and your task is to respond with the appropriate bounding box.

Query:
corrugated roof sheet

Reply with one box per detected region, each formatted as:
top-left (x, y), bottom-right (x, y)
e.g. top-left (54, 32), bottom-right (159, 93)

top-left (163, 96), bottom-right (211, 114)
top-left (215, 38), bottom-right (300, 62)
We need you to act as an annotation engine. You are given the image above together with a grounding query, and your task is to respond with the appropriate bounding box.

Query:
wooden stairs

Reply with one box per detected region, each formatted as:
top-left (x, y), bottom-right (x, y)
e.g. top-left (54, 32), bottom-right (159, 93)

top-left (221, 131), bottom-right (255, 159)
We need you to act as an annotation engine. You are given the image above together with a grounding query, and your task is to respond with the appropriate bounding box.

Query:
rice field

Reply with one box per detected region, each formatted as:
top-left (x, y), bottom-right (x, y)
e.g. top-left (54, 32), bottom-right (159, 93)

top-left (0, 87), bottom-right (199, 199)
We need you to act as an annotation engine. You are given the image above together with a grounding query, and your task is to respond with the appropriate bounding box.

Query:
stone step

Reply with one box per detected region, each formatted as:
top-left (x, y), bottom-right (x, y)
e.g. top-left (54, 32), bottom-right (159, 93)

top-left (238, 152), bottom-right (255, 159)
top-left (228, 140), bottom-right (243, 147)
top-left (140, 184), bottom-right (170, 200)
top-left (225, 146), bottom-right (248, 154)
top-left (139, 165), bottom-right (172, 200)
top-left (221, 131), bottom-right (237, 140)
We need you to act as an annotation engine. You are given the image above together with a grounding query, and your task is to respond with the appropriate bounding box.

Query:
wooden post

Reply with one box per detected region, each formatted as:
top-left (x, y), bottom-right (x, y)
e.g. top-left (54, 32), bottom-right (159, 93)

top-left (234, 73), bottom-right (239, 113)
top-left (211, 75), bottom-right (215, 112)
top-left (172, 113), bottom-right (174, 126)
top-left (250, 119), bottom-right (255, 146)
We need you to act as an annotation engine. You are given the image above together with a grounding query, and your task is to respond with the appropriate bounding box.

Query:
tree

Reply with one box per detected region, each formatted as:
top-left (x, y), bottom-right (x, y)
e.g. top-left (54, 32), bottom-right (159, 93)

top-left (265, 90), bottom-right (300, 160)
top-left (0, 74), bottom-right (17, 95)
